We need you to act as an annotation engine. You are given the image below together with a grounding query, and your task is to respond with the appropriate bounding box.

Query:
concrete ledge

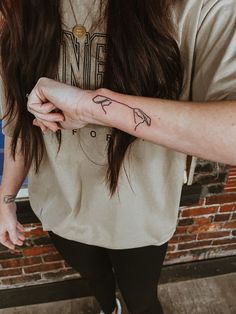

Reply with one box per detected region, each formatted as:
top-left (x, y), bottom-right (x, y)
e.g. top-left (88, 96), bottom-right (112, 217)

top-left (0, 255), bottom-right (236, 309)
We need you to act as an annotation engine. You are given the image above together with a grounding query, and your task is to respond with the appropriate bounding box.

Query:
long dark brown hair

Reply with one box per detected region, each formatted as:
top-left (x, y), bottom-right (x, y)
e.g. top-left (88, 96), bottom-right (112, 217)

top-left (0, 0), bottom-right (183, 195)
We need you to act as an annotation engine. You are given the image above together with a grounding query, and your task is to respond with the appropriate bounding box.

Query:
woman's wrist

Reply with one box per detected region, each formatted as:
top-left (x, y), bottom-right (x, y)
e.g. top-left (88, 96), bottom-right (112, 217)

top-left (0, 190), bottom-right (17, 204)
top-left (81, 88), bottom-right (114, 127)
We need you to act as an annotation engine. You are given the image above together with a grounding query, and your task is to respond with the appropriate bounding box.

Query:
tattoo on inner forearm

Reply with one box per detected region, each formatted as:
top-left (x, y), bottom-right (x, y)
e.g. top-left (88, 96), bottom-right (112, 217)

top-left (92, 95), bottom-right (152, 131)
top-left (3, 195), bottom-right (16, 204)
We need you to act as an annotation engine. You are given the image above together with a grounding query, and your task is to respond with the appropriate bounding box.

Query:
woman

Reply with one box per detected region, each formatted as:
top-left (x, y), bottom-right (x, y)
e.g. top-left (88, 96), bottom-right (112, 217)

top-left (0, 0), bottom-right (236, 313)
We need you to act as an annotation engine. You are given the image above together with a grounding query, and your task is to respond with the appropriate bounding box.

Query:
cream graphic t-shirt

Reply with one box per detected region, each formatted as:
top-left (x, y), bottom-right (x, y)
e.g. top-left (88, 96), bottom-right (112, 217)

top-left (1, 0), bottom-right (236, 248)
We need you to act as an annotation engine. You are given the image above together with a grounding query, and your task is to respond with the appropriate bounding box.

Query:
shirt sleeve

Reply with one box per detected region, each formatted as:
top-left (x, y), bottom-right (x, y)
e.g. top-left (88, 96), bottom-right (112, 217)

top-left (191, 0), bottom-right (236, 101)
top-left (186, 0), bottom-right (236, 185)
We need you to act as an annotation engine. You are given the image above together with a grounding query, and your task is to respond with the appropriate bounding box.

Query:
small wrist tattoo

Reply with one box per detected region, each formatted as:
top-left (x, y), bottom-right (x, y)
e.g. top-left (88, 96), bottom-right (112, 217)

top-left (3, 195), bottom-right (17, 204)
top-left (92, 95), bottom-right (152, 131)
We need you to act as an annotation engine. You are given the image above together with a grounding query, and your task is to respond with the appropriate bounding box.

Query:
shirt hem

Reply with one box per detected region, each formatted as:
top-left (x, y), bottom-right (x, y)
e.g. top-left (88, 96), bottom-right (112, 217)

top-left (46, 226), bottom-right (177, 249)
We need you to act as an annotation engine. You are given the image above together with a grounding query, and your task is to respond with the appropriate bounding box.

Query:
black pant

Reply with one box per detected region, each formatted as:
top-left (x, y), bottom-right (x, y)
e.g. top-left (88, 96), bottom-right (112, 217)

top-left (48, 231), bottom-right (168, 314)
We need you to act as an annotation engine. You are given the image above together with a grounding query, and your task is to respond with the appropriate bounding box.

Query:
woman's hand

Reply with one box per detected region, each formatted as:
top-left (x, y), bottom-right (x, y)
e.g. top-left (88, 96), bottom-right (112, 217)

top-left (27, 78), bottom-right (93, 132)
top-left (0, 202), bottom-right (26, 250)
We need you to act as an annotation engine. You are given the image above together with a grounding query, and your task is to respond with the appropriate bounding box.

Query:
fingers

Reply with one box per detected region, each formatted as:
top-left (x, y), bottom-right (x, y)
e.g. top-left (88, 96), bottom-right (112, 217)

top-left (17, 231), bottom-right (26, 242)
top-left (30, 110), bottom-right (64, 123)
top-left (33, 118), bottom-right (61, 133)
top-left (16, 224), bottom-right (26, 242)
top-left (0, 222), bottom-right (26, 250)
top-left (33, 119), bottom-right (48, 132)
top-left (16, 221), bottom-right (26, 232)
top-left (28, 97), bottom-right (64, 132)
top-left (1, 233), bottom-right (24, 250)
top-left (27, 102), bottom-right (57, 115)
top-left (0, 233), bottom-right (15, 250)
top-left (28, 101), bottom-right (64, 122)
top-left (8, 226), bottom-right (24, 246)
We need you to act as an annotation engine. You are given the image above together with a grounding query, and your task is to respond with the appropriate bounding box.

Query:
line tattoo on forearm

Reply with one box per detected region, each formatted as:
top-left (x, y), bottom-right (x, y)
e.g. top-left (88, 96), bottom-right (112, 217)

top-left (3, 195), bottom-right (16, 204)
top-left (92, 95), bottom-right (152, 131)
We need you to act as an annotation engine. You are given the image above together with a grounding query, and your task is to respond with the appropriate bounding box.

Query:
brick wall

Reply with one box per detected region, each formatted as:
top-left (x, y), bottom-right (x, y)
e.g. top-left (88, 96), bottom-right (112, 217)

top-left (0, 163), bottom-right (236, 290)
top-left (166, 162), bottom-right (236, 264)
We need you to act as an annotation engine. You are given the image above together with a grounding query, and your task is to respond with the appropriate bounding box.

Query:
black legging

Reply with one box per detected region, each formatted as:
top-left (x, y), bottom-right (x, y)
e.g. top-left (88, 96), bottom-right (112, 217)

top-left (48, 231), bottom-right (168, 314)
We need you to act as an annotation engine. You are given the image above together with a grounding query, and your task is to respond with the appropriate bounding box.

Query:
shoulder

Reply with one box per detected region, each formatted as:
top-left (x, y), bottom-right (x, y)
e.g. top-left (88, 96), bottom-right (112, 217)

top-left (201, 0), bottom-right (236, 10)
top-left (174, 0), bottom-right (236, 48)
top-left (174, 0), bottom-right (236, 27)
top-left (198, 0), bottom-right (236, 28)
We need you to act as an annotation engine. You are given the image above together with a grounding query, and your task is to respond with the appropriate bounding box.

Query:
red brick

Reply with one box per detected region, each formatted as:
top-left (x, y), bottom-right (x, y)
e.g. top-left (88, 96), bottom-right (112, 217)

top-left (187, 223), bottom-right (224, 234)
top-left (228, 169), bottom-right (236, 173)
top-left (186, 247), bottom-right (223, 257)
top-left (224, 188), bottom-right (236, 193)
top-left (24, 228), bottom-right (48, 238)
top-left (197, 199), bottom-right (205, 206)
top-left (228, 167), bottom-right (236, 171)
top-left (0, 257), bottom-right (42, 269)
top-left (232, 213), bottom-right (236, 220)
top-left (174, 226), bottom-right (189, 235)
top-left (178, 240), bottom-right (212, 250)
top-left (224, 182), bottom-right (236, 187)
top-left (181, 206), bottom-right (218, 217)
top-left (206, 194), bottom-right (236, 205)
top-left (64, 261), bottom-right (72, 268)
top-left (0, 251), bottom-right (23, 260)
top-left (221, 244), bottom-right (236, 251)
top-left (43, 253), bottom-right (63, 263)
top-left (165, 251), bottom-right (199, 262)
top-left (220, 204), bottom-right (236, 212)
top-left (224, 185), bottom-right (236, 189)
top-left (42, 269), bottom-right (78, 280)
top-left (227, 172), bottom-right (236, 176)
top-left (198, 231), bottom-right (230, 240)
top-left (1, 274), bottom-right (41, 286)
top-left (169, 234), bottom-right (196, 244)
top-left (178, 235), bottom-right (197, 242)
top-left (167, 245), bottom-right (177, 252)
top-left (23, 245), bottom-right (57, 257)
top-left (212, 238), bottom-right (236, 245)
top-left (194, 217), bottom-right (213, 225)
top-left (165, 252), bottom-right (184, 261)
top-left (232, 230), bottom-right (236, 236)
top-left (169, 236), bottom-right (182, 244)
top-left (228, 175), bottom-right (236, 179)
top-left (33, 237), bottom-right (52, 246)
top-left (224, 221), bottom-right (236, 229)
top-left (178, 218), bottom-right (194, 226)
top-left (181, 225), bottom-right (204, 234)
top-left (24, 262), bottom-right (64, 274)
top-left (214, 214), bottom-right (231, 222)
top-left (0, 268), bottom-right (22, 277)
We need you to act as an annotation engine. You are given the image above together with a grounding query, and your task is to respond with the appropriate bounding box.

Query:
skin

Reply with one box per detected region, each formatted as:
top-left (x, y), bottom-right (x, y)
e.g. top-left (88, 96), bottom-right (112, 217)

top-left (0, 136), bottom-right (28, 250)
top-left (1, 77), bottom-right (236, 252)
top-left (28, 77), bottom-right (236, 165)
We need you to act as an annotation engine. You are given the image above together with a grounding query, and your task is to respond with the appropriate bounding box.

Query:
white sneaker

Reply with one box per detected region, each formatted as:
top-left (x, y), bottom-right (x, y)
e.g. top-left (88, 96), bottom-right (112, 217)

top-left (116, 298), bottom-right (122, 314)
top-left (100, 298), bottom-right (122, 314)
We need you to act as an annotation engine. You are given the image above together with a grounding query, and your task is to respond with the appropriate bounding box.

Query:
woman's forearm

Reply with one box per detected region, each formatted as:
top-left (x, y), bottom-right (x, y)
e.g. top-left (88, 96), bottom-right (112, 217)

top-left (26, 78), bottom-right (236, 165)
top-left (0, 136), bottom-right (29, 205)
top-left (86, 88), bottom-right (236, 165)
